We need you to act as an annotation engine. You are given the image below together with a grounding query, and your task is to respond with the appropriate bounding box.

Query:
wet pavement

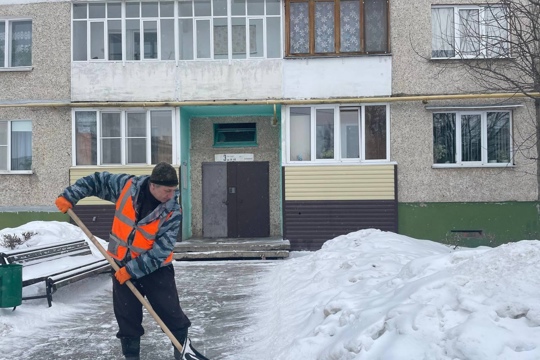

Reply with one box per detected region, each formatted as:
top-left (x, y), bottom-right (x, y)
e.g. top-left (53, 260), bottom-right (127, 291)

top-left (0, 260), bottom-right (279, 360)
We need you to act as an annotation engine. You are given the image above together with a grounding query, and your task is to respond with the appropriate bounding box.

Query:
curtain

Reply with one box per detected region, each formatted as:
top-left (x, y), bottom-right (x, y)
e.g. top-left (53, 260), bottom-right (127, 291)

top-left (431, 8), bottom-right (455, 57)
top-left (487, 112), bottom-right (510, 163)
top-left (433, 113), bottom-right (456, 163)
top-left (151, 110), bottom-right (173, 164)
top-left (461, 114), bottom-right (482, 161)
top-left (340, 0), bottom-right (361, 53)
top-left (289, 2), bottom-right (309, 54)
top-left (0, 22), bottom-right (5, 67)
top-left (75, 111), bottom-right (97, 165)
top-left (290, 108), bottom-right (311, 161)
top-left (365, 0), bottom-right (388, 52)
top-left (11, 121), bottom-right (32, 171)
top-left (485, 6), bottom-right (509, 57)
top-left (0, 121), bottom-right (7, 170)
top-left (315, 2), bottom-right (335, 53)
top-left (11, 21), bottom-right (32, 66)
top-left (459, 9), bottom-right (480, 56)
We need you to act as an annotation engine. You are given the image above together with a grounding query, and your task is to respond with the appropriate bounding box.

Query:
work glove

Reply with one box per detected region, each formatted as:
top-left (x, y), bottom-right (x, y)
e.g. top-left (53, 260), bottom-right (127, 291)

top-left (55, 196), bottom-right (73, 213)
top-left (115, 267), bottom-right (132, 285)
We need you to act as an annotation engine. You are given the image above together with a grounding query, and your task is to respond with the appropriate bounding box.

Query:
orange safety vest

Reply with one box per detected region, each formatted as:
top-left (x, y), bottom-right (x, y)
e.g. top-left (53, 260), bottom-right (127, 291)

top-left (107, 179), bottom-right (174, 265)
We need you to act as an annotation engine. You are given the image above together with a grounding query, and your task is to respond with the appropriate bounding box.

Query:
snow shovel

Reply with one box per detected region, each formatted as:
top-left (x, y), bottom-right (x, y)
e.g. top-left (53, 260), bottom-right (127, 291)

top-left (67, 209), bottom-right (210, 360)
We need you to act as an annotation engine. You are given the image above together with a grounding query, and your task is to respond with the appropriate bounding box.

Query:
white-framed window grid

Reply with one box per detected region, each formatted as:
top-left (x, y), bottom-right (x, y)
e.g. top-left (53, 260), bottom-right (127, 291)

top-left (0, 119), bottom-right (33, 174)
top-left (432, 110), bottom-right (513, 167)
top-left (431, 5), bottom-right (509, 59)
top-left (72, 1), bottom-right (282, 62)
top-left (71, 108), bottom-right (179, 166)
top-left (284, 104), bottom-right (390, 165)
top-left (0, 18), bottom-right (33, 69)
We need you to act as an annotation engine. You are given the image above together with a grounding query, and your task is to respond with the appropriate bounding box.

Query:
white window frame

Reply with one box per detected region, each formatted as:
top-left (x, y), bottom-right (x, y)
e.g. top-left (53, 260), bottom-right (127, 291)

top-left (284, 104), bottom-right (390, 165)
top-left (432, 110), bottom-right (513, 168)
top-left (72, 2), bottom-right (175, 62)
top-left (0, 119), bottom-right (33, 174)
top-left (71, 108), bottom-right (179, 166)
top-left (431, 5), bottom-right (509, 59)
top-left (72, 1), bottom-right (282, 62)
top-left (0, 18), bottom-right (33, 70)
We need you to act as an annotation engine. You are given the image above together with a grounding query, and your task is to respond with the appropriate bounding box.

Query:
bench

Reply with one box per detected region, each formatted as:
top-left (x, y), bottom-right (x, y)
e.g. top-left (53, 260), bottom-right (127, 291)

top-left (0, 239), bottom-right (111, 307)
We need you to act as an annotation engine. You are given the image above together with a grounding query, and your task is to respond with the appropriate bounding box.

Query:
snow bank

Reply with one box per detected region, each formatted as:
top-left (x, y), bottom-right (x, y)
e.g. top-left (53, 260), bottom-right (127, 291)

top-left (246, 229), bottom-right (540, 360)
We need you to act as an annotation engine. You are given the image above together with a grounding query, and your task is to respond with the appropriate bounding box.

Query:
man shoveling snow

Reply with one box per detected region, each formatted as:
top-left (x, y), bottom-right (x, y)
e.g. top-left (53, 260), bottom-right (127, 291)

top-left (56, 162), bottom-right (208, 360)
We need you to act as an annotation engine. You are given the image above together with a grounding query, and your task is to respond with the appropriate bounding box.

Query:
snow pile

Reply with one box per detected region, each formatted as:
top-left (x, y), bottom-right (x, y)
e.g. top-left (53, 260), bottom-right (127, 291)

top-left (246, 229), bottom-right (540, 360)
top-left (0, 220), bottom-right (108, 257)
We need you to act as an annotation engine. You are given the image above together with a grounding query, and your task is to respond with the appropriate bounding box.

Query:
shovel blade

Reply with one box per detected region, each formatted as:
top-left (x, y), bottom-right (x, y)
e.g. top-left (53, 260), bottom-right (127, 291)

top-left (182, 338), bottom-right (210, 360)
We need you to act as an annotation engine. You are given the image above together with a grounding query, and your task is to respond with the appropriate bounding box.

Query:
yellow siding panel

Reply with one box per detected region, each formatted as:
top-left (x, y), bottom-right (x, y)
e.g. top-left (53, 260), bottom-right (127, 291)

top-left (284, 165), bottom-right (395, 201)
top-left (69, 166), bottom-right (156, 205)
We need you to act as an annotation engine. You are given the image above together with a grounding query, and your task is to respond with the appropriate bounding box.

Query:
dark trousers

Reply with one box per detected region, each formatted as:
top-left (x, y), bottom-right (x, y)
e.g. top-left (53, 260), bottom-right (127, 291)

top-left (113, 264), bottom-right (191, 339)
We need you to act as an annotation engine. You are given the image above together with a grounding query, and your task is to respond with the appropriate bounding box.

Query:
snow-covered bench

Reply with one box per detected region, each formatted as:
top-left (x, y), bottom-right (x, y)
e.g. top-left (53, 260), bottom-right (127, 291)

top-left (0, 239), bottom-right (111, 307)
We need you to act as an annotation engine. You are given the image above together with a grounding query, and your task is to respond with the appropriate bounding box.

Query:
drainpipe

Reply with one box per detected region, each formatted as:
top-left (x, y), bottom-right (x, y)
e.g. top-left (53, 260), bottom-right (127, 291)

top-left (0, 92), bottom-right (539, 108)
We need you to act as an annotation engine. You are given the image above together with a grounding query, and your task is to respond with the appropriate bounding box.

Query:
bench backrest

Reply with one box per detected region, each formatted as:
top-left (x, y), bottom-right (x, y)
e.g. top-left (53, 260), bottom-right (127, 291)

top-left (0, 239), bottom-right (92, 266)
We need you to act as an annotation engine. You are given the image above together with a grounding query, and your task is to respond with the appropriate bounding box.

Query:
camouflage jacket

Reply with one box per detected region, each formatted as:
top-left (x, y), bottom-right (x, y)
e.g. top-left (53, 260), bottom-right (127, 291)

top-left (60, 171), bottom-right (181, 279)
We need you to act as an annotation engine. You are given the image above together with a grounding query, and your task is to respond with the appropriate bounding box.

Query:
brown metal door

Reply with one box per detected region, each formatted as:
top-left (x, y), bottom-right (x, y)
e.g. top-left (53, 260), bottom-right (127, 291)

top-left (227, 162), bottom-right (270, 238)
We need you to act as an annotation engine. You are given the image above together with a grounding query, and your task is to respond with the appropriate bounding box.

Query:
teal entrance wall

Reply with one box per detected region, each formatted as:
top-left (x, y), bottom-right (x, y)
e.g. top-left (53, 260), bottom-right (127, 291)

top-left (398, 202), bottom-right (540, 247)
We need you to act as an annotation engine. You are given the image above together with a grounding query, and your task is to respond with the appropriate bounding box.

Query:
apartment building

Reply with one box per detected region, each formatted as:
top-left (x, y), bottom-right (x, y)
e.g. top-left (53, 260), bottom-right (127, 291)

top-left (1, 0), bottom-right (538, 250)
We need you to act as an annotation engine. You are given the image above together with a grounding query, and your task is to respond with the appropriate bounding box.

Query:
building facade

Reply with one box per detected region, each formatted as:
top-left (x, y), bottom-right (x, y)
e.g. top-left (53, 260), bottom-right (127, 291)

top-left (1, 0), bottom-right (538, 250)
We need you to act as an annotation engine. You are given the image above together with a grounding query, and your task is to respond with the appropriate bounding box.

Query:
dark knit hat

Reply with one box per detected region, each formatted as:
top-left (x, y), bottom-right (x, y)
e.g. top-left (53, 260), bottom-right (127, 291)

top-left (150, 162), bottom-right (179, 187)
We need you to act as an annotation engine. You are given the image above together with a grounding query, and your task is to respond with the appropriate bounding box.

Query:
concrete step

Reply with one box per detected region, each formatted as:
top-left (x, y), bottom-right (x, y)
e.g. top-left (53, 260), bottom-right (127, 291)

top-left (173, 237), bottom-right (290, 261)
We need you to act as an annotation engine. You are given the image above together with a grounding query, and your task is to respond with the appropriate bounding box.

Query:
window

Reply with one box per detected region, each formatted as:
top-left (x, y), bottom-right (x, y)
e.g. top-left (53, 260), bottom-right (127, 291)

top-left (72, 1), bottom-right (282, 61)
top-left (433, 111), bottom-right (512, 166)
top-left (0, 120), bottom-right (32, 172)
top-left (287, 104), bottom-right (388, 163)
top-left (73, 2), bottom-right (175, 61)
top-left (74, 109), bottom-right (174, 165)
top-left (286, 0), bottom-right (389, 56)
top-left (179, 0), bottom-right (281, 60)
top-left (0, 19), bottom-right (32, 68)
top-left (431, 5), bottom-right (509, 59)
top-left (214, 122), bottom-right (257, 147)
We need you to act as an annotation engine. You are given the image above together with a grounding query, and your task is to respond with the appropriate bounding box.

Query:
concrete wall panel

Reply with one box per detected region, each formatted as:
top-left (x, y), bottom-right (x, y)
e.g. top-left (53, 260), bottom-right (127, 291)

top-left (391, 0), bottom-right (517, 95)
top-left (72, 60), bottom-right (283, 102)
top-left (0, 2), bottom-right (71, 101)
top-left (391, 100), bottom-right (537, 202)
top-left (0, 107), bottom-right (72, 207)
top-left (283, 56), bottom-right (392, 99)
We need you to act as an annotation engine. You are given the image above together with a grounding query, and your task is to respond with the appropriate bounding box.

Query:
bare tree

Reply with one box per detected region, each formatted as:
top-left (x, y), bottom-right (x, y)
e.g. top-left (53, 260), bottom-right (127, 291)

top-left (429, 0), bottom-right (540, 197)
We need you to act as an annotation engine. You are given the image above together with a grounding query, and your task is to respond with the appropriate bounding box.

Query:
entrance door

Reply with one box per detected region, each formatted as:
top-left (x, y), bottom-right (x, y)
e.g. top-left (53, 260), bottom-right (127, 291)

top-left (202, 161), bottom-right (270, 238)
top-left (227, 162), bottom-right (270, 238)
top-left (202, 162), bottom-right (228, 237)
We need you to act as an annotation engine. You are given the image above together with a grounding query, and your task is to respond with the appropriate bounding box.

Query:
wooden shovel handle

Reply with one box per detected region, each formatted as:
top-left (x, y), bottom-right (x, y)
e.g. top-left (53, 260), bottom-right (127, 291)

top-left (67, 209), bottom-right (184, 353)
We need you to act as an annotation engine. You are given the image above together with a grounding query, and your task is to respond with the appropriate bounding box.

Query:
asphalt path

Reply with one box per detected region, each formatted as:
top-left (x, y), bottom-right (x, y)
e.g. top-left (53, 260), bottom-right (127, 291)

top-left (1, 260), bottom-right (278, 360)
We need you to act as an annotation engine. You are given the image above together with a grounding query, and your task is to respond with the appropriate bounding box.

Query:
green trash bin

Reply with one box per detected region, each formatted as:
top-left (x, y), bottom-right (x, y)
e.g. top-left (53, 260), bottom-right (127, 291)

top-left (0, 264), bottom-right (23, 308)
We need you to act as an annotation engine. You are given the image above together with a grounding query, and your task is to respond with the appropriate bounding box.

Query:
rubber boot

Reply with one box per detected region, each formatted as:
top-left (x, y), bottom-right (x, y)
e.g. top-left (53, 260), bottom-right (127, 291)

top-left (172, 329), bottom-right (188, 360)
top-left (120, 337), bottom-right (141, 360)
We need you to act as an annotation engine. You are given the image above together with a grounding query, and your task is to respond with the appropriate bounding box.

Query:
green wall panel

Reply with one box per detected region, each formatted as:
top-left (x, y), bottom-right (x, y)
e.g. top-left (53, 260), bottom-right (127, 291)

top-left (398, 202), bottom-right (540, 248)
top-left (0, 212), bottom-right (68, 231)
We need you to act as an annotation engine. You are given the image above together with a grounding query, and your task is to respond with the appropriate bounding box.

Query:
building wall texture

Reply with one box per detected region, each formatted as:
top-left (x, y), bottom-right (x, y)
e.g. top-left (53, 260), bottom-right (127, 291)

top-left (0, 2), bottom-right (72, 210)
top-left (390, 0), bottom-right (538, 204)
top-left (72, 57), bottom-right (391, 102)
top-left (0, 2), bottom-right (71, 101)
top-left (0, 107), bottom-right (72, 207)
top-left (391, 0), bottom-right (511, 95)
top-left (391, 100), bottom-right (538, 203)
